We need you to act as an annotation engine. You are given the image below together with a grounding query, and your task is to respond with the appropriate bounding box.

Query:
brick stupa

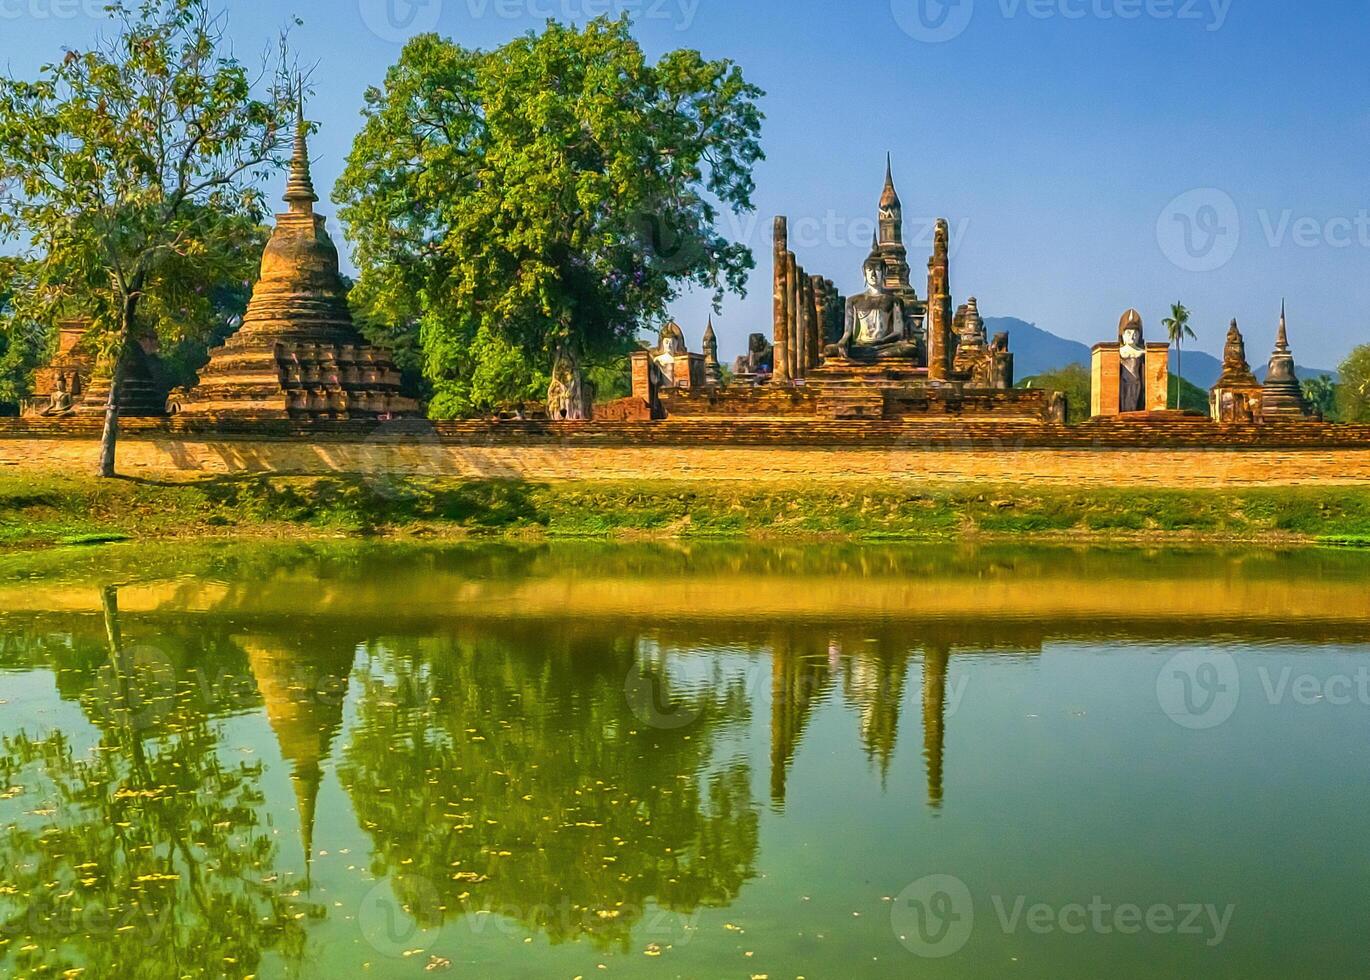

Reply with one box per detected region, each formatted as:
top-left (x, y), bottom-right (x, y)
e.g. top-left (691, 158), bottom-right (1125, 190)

top-left (170, 103), bottom-right (417, 420)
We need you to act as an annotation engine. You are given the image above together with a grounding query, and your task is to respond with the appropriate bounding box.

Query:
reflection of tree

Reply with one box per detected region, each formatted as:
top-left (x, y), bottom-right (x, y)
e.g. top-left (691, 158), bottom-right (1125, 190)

top-left (0, 588), bottom-right (317, 978)
top-left (338, 626), bottom-right (759, 951)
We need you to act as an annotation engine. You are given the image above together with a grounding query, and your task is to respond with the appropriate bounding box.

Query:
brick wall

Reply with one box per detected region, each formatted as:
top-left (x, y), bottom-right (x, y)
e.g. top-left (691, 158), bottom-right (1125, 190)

top-left (4, 418), bottom-right (1370, 485)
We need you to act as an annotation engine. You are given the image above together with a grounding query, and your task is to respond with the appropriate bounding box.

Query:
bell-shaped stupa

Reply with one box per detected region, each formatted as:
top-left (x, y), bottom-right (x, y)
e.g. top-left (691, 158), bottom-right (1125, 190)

top-left (1261, 302), bottom-right (1312, 420)
top-left (170, 96), bottom-right (418, 419)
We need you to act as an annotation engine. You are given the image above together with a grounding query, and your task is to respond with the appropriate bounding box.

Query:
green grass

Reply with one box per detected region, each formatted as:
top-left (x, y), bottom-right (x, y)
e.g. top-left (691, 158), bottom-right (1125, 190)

top-left (2, 473), bottom-right (1370, 549)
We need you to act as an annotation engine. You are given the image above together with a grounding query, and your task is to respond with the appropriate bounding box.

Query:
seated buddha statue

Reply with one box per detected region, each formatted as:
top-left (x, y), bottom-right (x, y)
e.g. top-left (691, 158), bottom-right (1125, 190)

top-left (826, 253), bottom-right (919, 362)
top-left (41, 372), bottom-right (75, 416)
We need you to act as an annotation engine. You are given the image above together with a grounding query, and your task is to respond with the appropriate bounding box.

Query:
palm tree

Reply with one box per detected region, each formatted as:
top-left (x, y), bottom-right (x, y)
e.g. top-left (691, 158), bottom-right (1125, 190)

top-left (1162, 303), bottom-right (1196, 410)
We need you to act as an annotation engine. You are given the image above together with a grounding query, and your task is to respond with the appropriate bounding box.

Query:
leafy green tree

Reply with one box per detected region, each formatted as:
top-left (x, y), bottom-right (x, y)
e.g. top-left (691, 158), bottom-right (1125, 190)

top-left (1019, 363), bottom-right (1091, 423)
top-left (1161, 302), bottom-right (1196, 409)
top-left (0, 0), bottom-right (297, 476)
top-left (0, 258), bottom-right (46, 412)
top-left (334, 18), bottom-right (765, 417)
top-left (1303, 374), bottom-right (1339, 422)
top-left (1337, 346), bottom-right (1370, 422)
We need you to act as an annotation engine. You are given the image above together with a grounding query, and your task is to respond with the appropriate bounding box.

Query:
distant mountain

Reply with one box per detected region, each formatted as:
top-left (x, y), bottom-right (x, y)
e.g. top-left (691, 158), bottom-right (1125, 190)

top-left (987, 317), bottom-right (1338, 386)
top-left (984, 318), bottom-right (1090, 380)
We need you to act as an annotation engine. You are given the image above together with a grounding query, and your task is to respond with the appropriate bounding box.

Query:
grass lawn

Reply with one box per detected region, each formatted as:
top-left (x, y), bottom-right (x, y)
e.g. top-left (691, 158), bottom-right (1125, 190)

top-left (3, 473), bottom-right (1370, 550)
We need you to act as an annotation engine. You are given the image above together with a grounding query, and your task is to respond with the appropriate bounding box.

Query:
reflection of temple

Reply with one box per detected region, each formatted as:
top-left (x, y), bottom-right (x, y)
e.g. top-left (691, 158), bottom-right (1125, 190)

top-left (922, 644), bottom-right (949, 808)
top-left (768, 633), bottom-right (836, 806)
top-left (765, 628), bottom-right (1027, 810)
top-left (169, 101), bottom-right (417, 420)
top-left (243, 636), bottom-right (354, 880)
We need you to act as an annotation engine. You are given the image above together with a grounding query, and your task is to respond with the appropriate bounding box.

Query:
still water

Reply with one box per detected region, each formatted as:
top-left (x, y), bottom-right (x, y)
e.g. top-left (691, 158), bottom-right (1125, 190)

top-left (1, 542), bottom-right (1369, 978)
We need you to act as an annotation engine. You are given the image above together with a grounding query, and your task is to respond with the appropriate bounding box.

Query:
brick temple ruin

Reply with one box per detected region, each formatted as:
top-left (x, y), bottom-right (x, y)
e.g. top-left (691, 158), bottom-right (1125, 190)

top-left (167, 104), bottom-right (418, 421)
top-left (8, 148), bottom-right (1337, 452)
top-left (623, 157), bottom-right (1050, 424)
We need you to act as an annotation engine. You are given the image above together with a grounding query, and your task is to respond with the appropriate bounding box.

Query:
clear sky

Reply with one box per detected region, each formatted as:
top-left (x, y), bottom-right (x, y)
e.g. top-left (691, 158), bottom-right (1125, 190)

top-left (4, 0), bottom-right (1368, 368)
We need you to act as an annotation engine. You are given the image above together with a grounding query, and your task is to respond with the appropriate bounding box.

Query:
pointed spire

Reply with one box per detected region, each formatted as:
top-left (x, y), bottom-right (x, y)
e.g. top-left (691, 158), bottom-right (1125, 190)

top-left (703, 315), bottom-right (716, 343)
top-left (284, 80), bottom-right (318, 212)
top-left (879, 152), bottom-right (900, 209)
top-left (1276, 299), bottom-right (1290, 352)
top-left (292, 760), bottom-right (321, 888)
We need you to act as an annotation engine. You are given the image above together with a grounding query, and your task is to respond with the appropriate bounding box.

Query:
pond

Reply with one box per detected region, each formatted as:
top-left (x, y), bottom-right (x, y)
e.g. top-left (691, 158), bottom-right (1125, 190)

top-left (1, 542), bottom-right (1368, 978)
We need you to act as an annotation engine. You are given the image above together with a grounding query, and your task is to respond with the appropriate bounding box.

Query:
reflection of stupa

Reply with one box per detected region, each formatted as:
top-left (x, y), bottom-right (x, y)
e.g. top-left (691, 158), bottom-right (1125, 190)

top-left (243, 637), bottom-right (355, 881)
top-left (170, 98), bottom-right (418, 419)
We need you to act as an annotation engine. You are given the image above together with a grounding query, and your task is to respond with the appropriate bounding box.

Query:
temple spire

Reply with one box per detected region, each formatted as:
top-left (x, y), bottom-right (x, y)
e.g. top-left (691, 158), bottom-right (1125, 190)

top-left (284, 82), bottom-right (318, 213)
top-left (879, 152), bottom-right (900, 209)
top-left (1276, 299), bottom-right (1290, 351)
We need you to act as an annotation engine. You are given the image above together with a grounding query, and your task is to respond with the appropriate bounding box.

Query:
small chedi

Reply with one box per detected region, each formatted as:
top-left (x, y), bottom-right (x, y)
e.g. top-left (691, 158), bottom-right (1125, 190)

top-left (1261, 302), bottom-right (1315, 420)
top-left (1090, 310), bottom-right (1170, 416)
top-left (1209, 319), bottom-right (1264, 422)
top-left (24, 319), bottom-right (168, 418)
top-left (169, 102), bottom-right (417, 420)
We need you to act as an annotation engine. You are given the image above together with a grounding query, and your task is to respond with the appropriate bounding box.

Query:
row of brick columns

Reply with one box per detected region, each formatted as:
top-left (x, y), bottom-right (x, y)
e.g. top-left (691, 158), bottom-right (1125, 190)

top-left (772, 217), bottom-right (839, 383)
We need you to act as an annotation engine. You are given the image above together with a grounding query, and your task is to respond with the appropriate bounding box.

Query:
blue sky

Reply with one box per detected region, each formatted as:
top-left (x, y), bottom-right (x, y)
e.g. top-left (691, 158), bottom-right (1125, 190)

top-left (4, 0), bottom-right (1368, 368)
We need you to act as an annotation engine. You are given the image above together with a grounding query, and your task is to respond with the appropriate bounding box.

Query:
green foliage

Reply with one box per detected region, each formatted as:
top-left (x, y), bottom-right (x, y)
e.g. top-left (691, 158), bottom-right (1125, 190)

top-left (1019, 363), bottom-right (1091, 423)
top-left (1168, 374), bottom-right (1209, 414)
top-left (0, 0), bottom-right (297, 467)
top-left (1303, 374), bottom-right (1339, 421)
top-left (1336, 345), bottom-right (1370, 422)
top-left (0, 258), bottom-right (46, 409)
top-left (334, 18), bottom-right (765, 417)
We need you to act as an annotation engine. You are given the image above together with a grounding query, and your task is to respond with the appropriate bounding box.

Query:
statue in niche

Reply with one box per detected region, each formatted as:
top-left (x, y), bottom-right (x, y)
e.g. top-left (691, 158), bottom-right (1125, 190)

top-left (827, 250), bottom-right (917, 362)
top-left (652, 321), bottom-right (689, 387)
top-left (41, 372), bottom-right (76, 416)
top-left (546, 344), bottom-right (591, 421)
top-left (1118, 309), bottom-right (1147, 413)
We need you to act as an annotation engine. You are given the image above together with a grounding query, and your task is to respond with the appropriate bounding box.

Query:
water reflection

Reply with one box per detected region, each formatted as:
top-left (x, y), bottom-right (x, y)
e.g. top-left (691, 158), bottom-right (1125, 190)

top-left (2, 542), bottom-right (1369, 977)
top-left (0, 587), bottom-right (320, 979)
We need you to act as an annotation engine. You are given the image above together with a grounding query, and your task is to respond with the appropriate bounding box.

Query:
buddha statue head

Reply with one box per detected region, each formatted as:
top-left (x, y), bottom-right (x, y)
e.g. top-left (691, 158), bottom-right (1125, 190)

top-left (861, 252), bottom-right (887, 293)
top-left (657, 321), bottom-right (687, 359)
top-left (1118, 309), bottom-right (1145, 354)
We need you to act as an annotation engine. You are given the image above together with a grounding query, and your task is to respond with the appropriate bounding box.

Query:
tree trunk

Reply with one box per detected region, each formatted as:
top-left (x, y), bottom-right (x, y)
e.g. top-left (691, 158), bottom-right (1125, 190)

top-left (98, 289), bottom-right (141, 479)
top-left (98, 354), bottom-right (123, 478)
top-left (1176, 344), bottom-right (1183, 411)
